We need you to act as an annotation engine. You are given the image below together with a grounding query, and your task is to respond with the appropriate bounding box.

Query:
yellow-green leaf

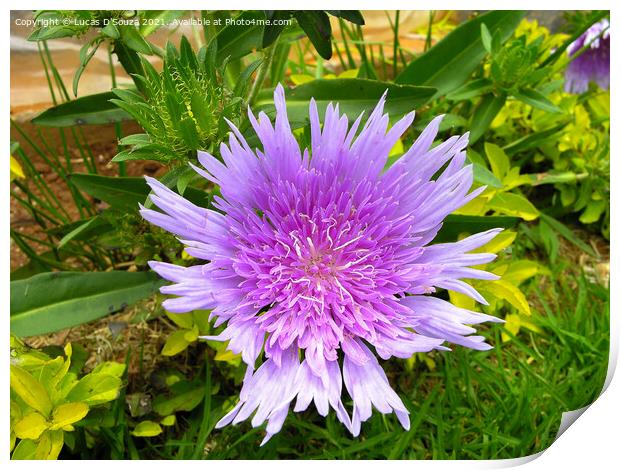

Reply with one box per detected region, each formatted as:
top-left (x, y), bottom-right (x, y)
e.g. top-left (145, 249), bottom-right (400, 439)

top-left (35, 430), bottom-right (64, 460)
top-left (473, 230), bottom-right (517, 255)
top-left (11, 438), bottom-right (38, 460)
top-left (501, 260), bottom-right (549, 286)
top-left (162, 329), bottom-right (192, 356)
top-left (160, 415), bottom-right (176, 426)
top-left (66, 374), bottom-right (122, 406)
top-left (290, 74), bottom-right (314, 85)
top-left (132, 420), bottom-right (163, 437)
top-left (503, 168), bottom-right (534, 190)
top-left (90, 362), bottom-right (126, 379)
top-left (502, 313), bottom-right (542, 342)
top-left (214, 347), bottom-right (242, 365)
top-left (184, 324), bottom-right (199, 342)
top-left (166, 311), bottom-right (194, 329)
top-left (14, 412), bottom-right (49, 440)
top-left (488, 192), bottom-right (539, 221)
top-left (479, 279), bottom-right (531, 315)
top-left (448, 290), bottom-right (477, 311)
top-left (484, 143), bottom-right (509, 180)
top-left (579, 200), bottom-right (606, 224)
top-left (192, 310), bottom-right (212, 334)
top-left (338, 68), bottom-right (359, 78)
top-left (50, 402), bottom-right (89, 430)
top-left (10, 365), bottom-right (53, 416)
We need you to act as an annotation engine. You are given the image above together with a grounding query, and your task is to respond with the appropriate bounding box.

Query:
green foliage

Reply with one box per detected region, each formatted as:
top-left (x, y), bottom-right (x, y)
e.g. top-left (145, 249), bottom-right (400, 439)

top-left (10, 336), bottom-right (125, 459)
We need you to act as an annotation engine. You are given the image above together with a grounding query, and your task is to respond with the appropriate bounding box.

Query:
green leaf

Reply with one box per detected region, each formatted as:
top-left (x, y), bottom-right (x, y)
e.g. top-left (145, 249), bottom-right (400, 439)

top-left (470, 93), bottom-right (507, 144)
top-left (538, 220), bottom-right (560, 263)
top-left (513, 88), bottom-right (564, 114)
top-left (326, 10), bottom-right (365, 25)
top-left (90, 362), bottom-right (126, 378)
top-left (435, 215), bottom-right (519, 243)
top-left (31, 92), bottom-right (131, 127)
top-left (395, 11), bottom-right (525, 97)
top-left (484, 142), bottom-right (510, 180)
top-left (255, 79), bottom-right (436, 127)
top-left (11, 438), bottom-right (38, 460)
top-left (479, 279), bottom-right (531, 315)
top-left (211, 11), bottom-right (265, 65)
top-left (113, 41), bottom-right (146, 93)
top-left (294, 11), bottom-right (333, 60)
top-left (161, 329), bottom-right (192, 356)
top-left (160, 415), bottom-right (176, 426)
top-left (66, 374), bottom-right (122, 406)
top-left (446, 78), bottom-right (493, 101)
top-left (488, 192), bottom-right (540, 221)
top-left (34, 430), bottom-right (64, 460)
top-left (14, 412), bottom-right (49, 440)
top-left (50, 402), bottom-right (89, 430)
top-left (119, 25), bottom-right (153, 54)
top-left (263, 11), bottom-right (290, 48)
top-left (472, 162), bottom-right (503, 188)
top-left (503, 121), bottom-right (570, 156)
top-left (480, 23), bottom-right (493, 53)
top-left (10, 365), bottom-right (53, 416)
top-left (502, 260), bottom-right (549, 285)
top-left (73, 39), bottom-right (102, 97)
top-left (101, 22), bottom-right (120, 39)
top-left (166, 312), bottom-right (195, 329)
top-left (57, 216), bottom-right (112, 249)
top-left (579, 200), bottom-right (606, 224)
top-left (139, 11), bottom-right (185, 36)
top-left (152, 383), bottom-right (204, 416)
top-left (70, 174), bottom-right (148, 211)
top-left (10, 271), bottom-right (164, 337)
top-left (132, 420), bottom-right (163, 437)
top-left (539, 213), bottom-right (597, 257)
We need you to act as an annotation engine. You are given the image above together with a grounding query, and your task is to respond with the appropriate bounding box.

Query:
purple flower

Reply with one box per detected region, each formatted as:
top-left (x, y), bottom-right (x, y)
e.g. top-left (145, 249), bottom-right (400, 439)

top-left (140, 85), bottom-right (503, 444)
top-left (565, 19), bottom-right (610, 94)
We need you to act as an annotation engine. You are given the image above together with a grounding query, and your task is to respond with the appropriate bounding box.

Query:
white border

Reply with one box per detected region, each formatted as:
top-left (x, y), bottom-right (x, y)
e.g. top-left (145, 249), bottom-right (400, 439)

top-left (2, 2), bottom-right (617, 466)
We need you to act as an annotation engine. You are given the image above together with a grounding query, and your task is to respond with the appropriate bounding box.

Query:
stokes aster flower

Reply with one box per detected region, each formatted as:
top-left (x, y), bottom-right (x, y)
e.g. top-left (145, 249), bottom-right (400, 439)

top-left (140, 85), bottom-right (503, 444)
top-left (565, 19), bottom-right (610, 94)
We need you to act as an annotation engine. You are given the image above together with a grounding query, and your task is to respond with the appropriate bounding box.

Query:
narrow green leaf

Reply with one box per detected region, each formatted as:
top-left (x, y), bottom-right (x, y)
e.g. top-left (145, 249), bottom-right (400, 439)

top-left (210, 11), bottom-right (265, 65)
top-left (470, 93), bottom-right (507, 144)
top-left (70, 174), bottom-right (149, 211)
top-left (446, 78), bottom-right (493, 101)
top-left (480, 23), bottom-right (493, 53)
top-left (31, 92), bottom-right (131, 127)
top-left (513, 88), bottom-right (564, 114)
top-left (539, 213), bottom-right (597, 257)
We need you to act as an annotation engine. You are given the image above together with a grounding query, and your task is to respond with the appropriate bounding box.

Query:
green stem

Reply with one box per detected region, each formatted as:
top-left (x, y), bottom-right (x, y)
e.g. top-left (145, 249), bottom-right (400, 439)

top-left (246, 40), bottom-right (278, 107)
